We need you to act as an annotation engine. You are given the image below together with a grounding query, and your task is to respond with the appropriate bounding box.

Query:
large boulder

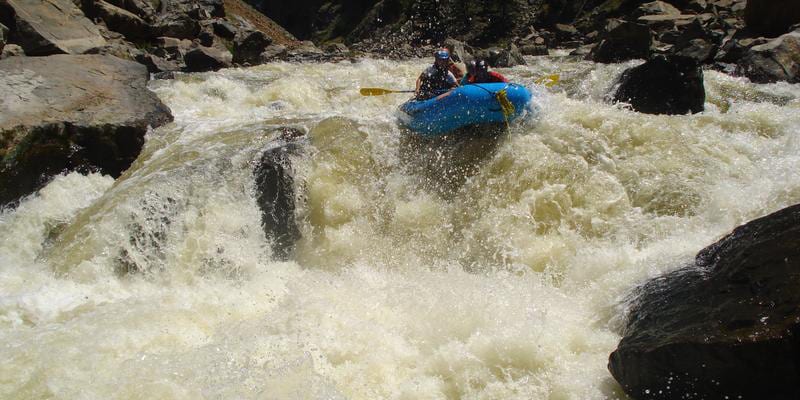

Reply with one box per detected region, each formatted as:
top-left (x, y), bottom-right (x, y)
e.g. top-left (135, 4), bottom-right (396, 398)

top-left (609, 203), bottom-right (800, 400)
top-left (0, 55), bottom-right (173, 207)
top-left (103, 0), bottom-right (159, 20)
top-left (253, 129), bottom-right (304, 260)
top-left (183, 45), bottom-right (231, 72)
top-left (736, 30), bottom-right (800, 83)
top-left (0, 0), bottom-right (106, 55)
top-left (91, 0), bottom-right (149, 40)
top-left (443, 37), bottom-right (471, 63)
top-left (232, 30), bottom-right (272, 65)
top-left (745, 0), bottom-right (800, 37)
top-left (474, 44), bottom-right (526, 67)
top-left (589, 20), bottom-right (652, 63)
top-left (611, 55), bottom-right (705, 115)
top-left (150, 13), bottom-right (200, 39)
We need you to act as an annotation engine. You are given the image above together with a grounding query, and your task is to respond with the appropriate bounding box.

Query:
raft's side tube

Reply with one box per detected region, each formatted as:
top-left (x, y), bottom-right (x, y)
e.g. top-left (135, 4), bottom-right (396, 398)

top-left (398, 83), bottom-right (533, 136)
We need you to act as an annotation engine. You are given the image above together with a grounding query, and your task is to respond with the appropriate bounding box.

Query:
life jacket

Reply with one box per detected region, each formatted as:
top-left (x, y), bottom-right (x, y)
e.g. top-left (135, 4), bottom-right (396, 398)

top-left (418, 66), bottom-right (456, 100)
top-left (465, 71), bottom-right (508, 84)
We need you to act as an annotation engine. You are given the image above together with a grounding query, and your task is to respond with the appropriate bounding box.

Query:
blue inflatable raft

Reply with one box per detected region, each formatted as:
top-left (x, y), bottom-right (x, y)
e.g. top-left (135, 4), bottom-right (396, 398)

top-left (398, 83), bottom-right (533, 136)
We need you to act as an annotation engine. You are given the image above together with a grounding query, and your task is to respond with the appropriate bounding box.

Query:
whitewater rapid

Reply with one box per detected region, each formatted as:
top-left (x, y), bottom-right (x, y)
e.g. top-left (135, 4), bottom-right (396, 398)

top-left (1, 57), bottom-right (799, 399)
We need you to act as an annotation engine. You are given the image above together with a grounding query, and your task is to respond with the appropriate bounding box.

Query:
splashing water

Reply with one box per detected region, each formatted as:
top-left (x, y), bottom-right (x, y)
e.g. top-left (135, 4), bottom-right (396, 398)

top-left (1, 58), bottom-right (799, 399)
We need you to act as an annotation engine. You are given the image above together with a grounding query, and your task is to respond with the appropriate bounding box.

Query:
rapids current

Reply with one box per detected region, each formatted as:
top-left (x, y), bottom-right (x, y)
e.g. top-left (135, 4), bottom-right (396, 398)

top-left (1, 57), bottom-right (800, 399)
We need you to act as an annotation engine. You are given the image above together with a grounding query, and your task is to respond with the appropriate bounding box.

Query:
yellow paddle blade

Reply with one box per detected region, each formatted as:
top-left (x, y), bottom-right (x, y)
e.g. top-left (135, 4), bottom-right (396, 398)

top-left (360, 87), bottom-right (394, 96)
top-left (534, 74), bottom-right (560, 87)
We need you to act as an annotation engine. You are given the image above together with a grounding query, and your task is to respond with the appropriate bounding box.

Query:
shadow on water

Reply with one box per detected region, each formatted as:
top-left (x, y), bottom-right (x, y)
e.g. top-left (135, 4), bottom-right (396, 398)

top-left (398, 123), bottom-right (509, 199)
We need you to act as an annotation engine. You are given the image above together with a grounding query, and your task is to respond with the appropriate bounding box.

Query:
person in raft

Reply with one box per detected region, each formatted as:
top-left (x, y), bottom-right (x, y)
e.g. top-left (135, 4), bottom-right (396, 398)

top-left (461, 59), bottom-right (509, 85)
top-left (415, 49), bottom-right (459, 100)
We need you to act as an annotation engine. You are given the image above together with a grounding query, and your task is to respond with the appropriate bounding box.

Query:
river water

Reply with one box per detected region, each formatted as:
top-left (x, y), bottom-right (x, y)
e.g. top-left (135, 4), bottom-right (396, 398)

top-left (2, 57), bottom-right (800, 399)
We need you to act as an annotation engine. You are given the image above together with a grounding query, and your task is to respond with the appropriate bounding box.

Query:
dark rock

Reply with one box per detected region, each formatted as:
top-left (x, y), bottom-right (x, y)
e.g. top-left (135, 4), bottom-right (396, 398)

top-left (322, 42), bottom-right (348, 54)
top-left (135, 52), bottom-right (181, 73)
top-left (259, 44), bottom-right (286, 62)
top-left (633, 1), bottom-right (681, 19)
top-left (198, 30), bottom-right (214, 47)
top-left (611, 55), bottom-right (705, 115)
top-left (2, 0), bottom-right (106, 55)
top-left (745, 0), bottom-right (800, 37)
top-left (554, 23), bottom-right (579, 41)
top-left (183, 45), bottom-right (231, 72)
top-left (609, 203), bottom-right (800, 400)
top-left (282, 41), bottom-right (325, 62)
top-left (589, 20), bottom-right (652, 63)
top-left (519, 44), bottom-right (549, 56)
top-left (569, 44), bottom-right (595, 56)
top-left (476, 44), bottom-right (526, 67)
top-left (152, 36), bottom-right (193, 60)
top-left (84, 39), bottom-right (140, 61)
top-left (676, 38), bottom-right (716, 62)
top-left (232, 30), bottom-right (272, 65)
top-left (253, 134), bottom-right (304, 261)
top-left (685, 0), bottom-right (708, 12)
top-left (637, 13), bottom-right (698, 31)
top-left (91, 0), bottom-right (149, 40)
top-left (713, 30), bottom-right (767, 63)
top-left (151, 70), bottom-right (175, 79)
top-left (736, 31), bottom-right (800, 83)
top-left (151, 13), bottom-right (200, 39)
top-left (443, 37), bottom-right (471, 63)
top-left (212, 19), bottom-right (237, 39)
top-left (0, 22), bottom-right (7, 53)
top-left (659, 18), bottom-right (710, 48)
top-left (0, 43), bottom-right (23, 58)
top-left (104, 0), bottom-right (158, 20)
top-left (0, 55), bottom-right (173, 207)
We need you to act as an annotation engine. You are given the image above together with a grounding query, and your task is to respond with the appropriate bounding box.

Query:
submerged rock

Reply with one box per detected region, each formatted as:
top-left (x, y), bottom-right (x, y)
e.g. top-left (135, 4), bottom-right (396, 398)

top-left (253, 129), bottom-right (304, 260)
top-left (611, 55), bottom-right (705, 115)
top-left (0, 54), bottom-right (173, 207)
top-left (609, 203), bottom-right (800, 400)
top-left (1, 0), bottom-right (106, 55)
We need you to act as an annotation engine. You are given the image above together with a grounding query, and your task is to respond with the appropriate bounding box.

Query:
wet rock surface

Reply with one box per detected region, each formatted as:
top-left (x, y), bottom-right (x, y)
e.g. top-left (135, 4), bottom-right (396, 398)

top-left (612, 55), bottom-right (705, 115)
top-left (0, 55), bottom-right (173, 206)
top-left (609, 203), bottom-right (800, 400)
top-left (253, 131), bottom-right (304, 260)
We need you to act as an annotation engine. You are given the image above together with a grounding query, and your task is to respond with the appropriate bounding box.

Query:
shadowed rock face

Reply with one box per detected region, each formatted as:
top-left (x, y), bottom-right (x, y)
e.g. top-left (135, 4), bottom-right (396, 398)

top-left (612, 55), bottom-right (705, 115)
top-left (0, 0), bottom-right (106, 55)
top-left (609, 203), bottom-right (800, 400)
top-left (745, 0), bottom-right (800, 37)
top-left (253, 131), bottom-right (304, 260)
top-left (0, 54), bottom-right (173, 207)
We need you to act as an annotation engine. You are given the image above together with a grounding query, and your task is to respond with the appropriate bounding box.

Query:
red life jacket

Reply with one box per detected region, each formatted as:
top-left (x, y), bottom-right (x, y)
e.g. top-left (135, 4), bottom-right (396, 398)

top-left (466, 71), bottom-right (508, 84)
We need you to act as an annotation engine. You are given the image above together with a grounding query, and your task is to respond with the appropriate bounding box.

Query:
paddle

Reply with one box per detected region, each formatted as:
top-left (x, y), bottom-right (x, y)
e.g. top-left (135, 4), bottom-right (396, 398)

top-left (534, 74), bottom-right (560, 87)
top-left (359, 87), bottom-right (416, 96)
